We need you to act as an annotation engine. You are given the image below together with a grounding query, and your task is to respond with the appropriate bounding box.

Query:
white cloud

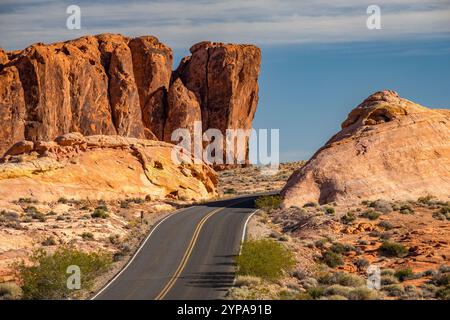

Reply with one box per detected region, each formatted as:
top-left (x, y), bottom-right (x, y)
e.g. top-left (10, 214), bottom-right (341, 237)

top-left (0, 0), bottom-right (449, 50)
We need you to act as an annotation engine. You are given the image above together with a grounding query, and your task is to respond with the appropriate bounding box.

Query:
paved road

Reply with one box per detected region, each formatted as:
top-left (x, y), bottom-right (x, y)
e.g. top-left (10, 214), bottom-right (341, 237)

top-left (93, 195), bottom-right (260, 300)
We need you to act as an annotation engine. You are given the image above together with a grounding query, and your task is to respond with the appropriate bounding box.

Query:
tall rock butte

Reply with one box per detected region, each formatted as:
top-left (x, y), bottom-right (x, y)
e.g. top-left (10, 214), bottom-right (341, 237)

top-left (0, 34), bottom-right (261, 158)
top-left (281, 90), bottom-right (450, 207)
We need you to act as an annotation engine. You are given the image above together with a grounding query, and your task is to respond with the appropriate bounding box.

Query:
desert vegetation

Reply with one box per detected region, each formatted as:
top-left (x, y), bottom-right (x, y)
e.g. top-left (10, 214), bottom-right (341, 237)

top-left (229, 189), bottom-right (450, 300)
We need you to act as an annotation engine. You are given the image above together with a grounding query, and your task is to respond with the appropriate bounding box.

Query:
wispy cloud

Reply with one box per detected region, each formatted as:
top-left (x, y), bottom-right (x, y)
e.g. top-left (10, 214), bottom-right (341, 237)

top-left (0, 0), bottom-right (449, 50)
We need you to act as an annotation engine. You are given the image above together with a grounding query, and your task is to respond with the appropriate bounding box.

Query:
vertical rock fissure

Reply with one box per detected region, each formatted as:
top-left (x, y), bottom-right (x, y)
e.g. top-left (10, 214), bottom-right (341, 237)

top-left (98, 39), bottom-right (119, 135)
top-left (204, 47), bottom-right (211, 131)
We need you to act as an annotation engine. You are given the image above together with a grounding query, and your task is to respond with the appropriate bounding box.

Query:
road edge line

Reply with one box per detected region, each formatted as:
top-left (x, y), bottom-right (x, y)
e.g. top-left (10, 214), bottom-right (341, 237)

top-left (230, 208), bottom-right (259, 289)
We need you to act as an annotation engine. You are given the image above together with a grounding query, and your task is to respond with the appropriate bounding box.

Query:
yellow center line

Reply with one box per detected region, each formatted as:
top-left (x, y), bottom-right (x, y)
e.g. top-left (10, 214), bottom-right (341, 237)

top-left (154, 198), bottom-right (248, 300)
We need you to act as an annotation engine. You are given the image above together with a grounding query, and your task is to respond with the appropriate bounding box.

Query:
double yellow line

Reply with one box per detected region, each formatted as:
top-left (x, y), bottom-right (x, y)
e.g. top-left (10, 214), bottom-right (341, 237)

top-left (154, 207), bottom-right (221, 300)
top-left (154, 198), bottom-right (248, 300)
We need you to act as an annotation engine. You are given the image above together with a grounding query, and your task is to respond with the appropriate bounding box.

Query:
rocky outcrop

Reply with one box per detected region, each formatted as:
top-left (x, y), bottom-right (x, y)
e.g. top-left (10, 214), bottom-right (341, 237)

top-left (281, 90), bottom-right (450, 207)
top-left (0, 133), bottom-right (217, 202)
top-left (169, 42), bottom-right (261, 165)
top-left (0, 35), bottom-right (261, 162)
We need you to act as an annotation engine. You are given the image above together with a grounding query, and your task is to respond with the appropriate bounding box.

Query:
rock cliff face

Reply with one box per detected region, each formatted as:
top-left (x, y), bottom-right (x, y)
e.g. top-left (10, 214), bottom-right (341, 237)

top-left (0, 35), bottom-right (261, 159)
top-left (281, 90), bottom-right (450, 207)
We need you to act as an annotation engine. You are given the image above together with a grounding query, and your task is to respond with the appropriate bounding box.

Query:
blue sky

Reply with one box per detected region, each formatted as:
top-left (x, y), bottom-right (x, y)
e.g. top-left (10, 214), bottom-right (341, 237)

top-left (1, 0), bottom-right (450, 161)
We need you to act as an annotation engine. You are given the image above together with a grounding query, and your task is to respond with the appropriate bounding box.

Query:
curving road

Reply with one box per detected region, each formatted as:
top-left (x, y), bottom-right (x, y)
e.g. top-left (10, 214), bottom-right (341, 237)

top-left (93, 195), bottom-right (260, 300)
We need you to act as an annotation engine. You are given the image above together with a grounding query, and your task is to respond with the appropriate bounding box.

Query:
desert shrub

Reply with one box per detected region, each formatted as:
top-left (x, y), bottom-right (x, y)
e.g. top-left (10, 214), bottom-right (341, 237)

top-left (378, 221), bottom-right (394, 230)
top-left (320, 294), bottom-right (347, 300)
top-left (120, 201), bottom-right (130, 209)
top-left (323, 206), bottom-right (335, 215)
top-left (432, 271), bottom-right (450, 286)
top-left (382, 284), bottom-right (404, 297)
top-left (234, 275), bottom-right (262, 287)
top-left (16, 247), bottom-right (112, 299)
top-left (109, 234), bottom-right (120, 245)
top-left (341, 212), bottom-right (357, 224)
top-left (307, 286), bottom-right (324, 299)
top-left (321, 250), bottom-right (343, 268)
top-left (58, 197), bottom-right (68, 204)
top-left (324, 284), bottom-right (352, 297)
top-left (300, 277), bottom-right (318, 289)
top-left (399, 204), bottom-right (414, 215)
top-left (379, 241), bottom-right (409, 258)
top-left (0, 282), bottom-right (22, 300)
top-left (254, 195), bottom-right (282, 211)
top-left (224, 188), bottom-right (237, 194)
top-left (25, 207), bottom-right (46, 222)
top-left (348, 286), bottom-right (379, 300)
top-left (360, 209), bottom-right (381, 220)
top-left (330, 243), bottom-right (354, 254)
top-left (381, 268), bottom-right (395, 276)
top-left (417, 195), bottom-right (435, 205)
top-left (381, 274), bottom-right (399, 285)
top-left (435, 285), bottom-right (450, 300)
top-left (440, 205), bottom-right (450, 214)
top-left (303, 202), bottom-right (318, 208)
top-left (369, 200), bottom-right (393, 214)
top-left (314, 238), bottom-right (329, 249)
top-left (41, 236), bottom-right (57, 246)
top-left (16, 198), bottom-right (38, 204)
top-left (354, 259), bottom-right (369, 270)
top-left (236, 239), bottom-right (295, 280)
top-left (394, 268), bottom-right (414, 281)
top-left (319, 272), bottom-right (365, 287)
top-left (91, 205), bottom-right (109, 219)
top-left (81, 232), bottom-right (94, 240)
top-left (432, 212), bottom-right (447, 220)
top-left (0, 211), bottom-right (19, 223)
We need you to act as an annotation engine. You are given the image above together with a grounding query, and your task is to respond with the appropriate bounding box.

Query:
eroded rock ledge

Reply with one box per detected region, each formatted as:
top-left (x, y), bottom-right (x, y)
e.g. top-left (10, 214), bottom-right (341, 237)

top-left (0, 133), bottom-right (217, 202)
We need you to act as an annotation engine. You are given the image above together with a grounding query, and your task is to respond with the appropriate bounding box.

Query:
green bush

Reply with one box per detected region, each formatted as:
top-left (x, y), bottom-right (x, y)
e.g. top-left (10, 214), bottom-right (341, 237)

top-left (399, 204), bottom-right (414, 214)
top-left (323, 207), bottom-right (335, 215)
top-left (382, 284), bottom-right (404, 297)
top-left (378, 221), bottom-right (394, 230)
top-left (16, 246), bottom-right (112, 299)
top-left (91, 205), bottom-right (109, 219)
top-left (321, 250), bottom-right (344, 268)
top-left (360, 209), bottom-right (381, 220)
top-left (81, 232), bottom-right (94, 240)
top-left (348, 286), bottom-right (379, 300)
top-left (224, 188), bottom-right (237, 194)
top-left (323, 284), bottom-right (352, 297)
top-left (436, 285), bottom-right (450, 300)
top-left (417, 195), bottom-right (435, 205)
top-left (236, 239), bottom-right (295, 280)
top-left (319, 272), bottom-right (365, 287)
top-left (330, 243), bottom-right (354, 254)
top-left (379, 241), bottom-right (409, 258)
top-left (254, 195), bottom-right (282, 211)
top-left (307, 286), bottom-right (324, 299)
top-left (41, 237), bottom-right (57, 246)
top-left (394, 268), bottom-right (414, 281)
top-left (303, 202), bottom-right (318, 208)
top-left (369, 200), bottom-right (393, 214)
top-left (25, 206), bottom-right (46, 222)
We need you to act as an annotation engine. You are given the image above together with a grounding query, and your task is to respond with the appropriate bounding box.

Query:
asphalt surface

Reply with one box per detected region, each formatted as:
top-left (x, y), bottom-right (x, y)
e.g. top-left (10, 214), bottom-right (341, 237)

top-left (93, 195), bottom-right (259, 300)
